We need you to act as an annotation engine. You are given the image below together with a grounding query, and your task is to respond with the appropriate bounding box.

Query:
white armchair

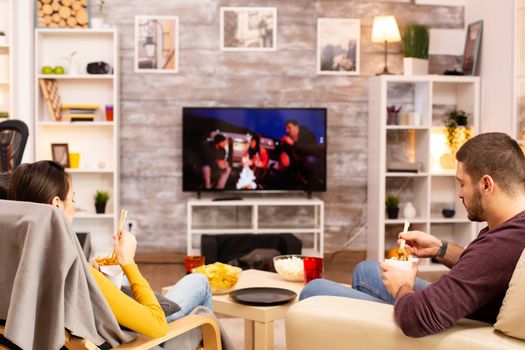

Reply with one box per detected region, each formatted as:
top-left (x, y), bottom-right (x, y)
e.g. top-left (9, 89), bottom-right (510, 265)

top-left (285, 296), bottom-right (525, 350)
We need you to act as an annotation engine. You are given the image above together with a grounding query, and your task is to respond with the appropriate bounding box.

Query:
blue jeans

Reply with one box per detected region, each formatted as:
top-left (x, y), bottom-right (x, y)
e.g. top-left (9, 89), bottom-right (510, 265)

top-left (299, 260), bottom-right (430, 304)
top-left (122, 273), bottom-right (212, 321)
top-left (164, 273), bottom-right (213, 322)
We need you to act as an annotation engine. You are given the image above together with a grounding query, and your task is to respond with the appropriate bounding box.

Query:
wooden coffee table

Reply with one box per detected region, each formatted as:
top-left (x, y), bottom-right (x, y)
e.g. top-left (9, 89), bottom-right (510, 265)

top-left (212, 269), bottom-right (304, 350)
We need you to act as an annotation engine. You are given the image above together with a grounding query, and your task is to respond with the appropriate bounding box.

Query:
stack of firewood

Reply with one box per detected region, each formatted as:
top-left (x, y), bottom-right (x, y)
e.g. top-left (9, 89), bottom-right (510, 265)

top-left (36, 0), bottom-right (89, 28)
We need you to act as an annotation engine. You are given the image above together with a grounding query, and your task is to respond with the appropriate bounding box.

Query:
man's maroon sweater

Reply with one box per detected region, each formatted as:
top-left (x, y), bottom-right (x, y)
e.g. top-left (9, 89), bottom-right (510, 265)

top-left (394, 210), bottom-right (525, 337)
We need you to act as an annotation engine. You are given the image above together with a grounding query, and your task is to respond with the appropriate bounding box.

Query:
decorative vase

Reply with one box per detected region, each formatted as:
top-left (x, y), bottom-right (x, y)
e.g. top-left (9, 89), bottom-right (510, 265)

top-left (403, 202), bottom-right (416, 219)
top-left (387, 207), bottom-right (399, 219)
top-left (440, 152), bottom-right (456, 170)
top-left (387, 111), bottom-right (399, 125)
top-left (0, 35), bottom-right (7, 45)
top-left (95, 202), bottom-right (106, 214)
top-left (403, 57), bottom-right (429, 75)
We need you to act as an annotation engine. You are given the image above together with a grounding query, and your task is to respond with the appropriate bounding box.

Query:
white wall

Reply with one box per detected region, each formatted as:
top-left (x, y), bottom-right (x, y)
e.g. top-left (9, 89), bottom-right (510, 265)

top-left (13, 0), bottom-right (34, 162)
top-left (465, 0), bottom-right (514, 134)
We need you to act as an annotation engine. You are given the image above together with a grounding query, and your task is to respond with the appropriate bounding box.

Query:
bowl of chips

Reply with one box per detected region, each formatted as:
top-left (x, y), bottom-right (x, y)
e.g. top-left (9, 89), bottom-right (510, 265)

top-left (193, 262), bottom-right (242, 294)
top-left (273, 255), bottom-right (304, 282)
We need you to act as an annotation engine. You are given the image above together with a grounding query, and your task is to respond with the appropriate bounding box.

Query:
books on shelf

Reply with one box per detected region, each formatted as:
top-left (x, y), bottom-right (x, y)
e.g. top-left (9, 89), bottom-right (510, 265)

top-left (62, 104), bottom-right (100, 122)
top-left (70, 115), bottom-right (96, 122)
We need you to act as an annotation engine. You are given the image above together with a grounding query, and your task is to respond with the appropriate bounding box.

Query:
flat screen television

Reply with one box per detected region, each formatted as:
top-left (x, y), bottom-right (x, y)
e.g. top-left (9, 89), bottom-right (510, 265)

top-left (182, 107), bottom-right (327, 193)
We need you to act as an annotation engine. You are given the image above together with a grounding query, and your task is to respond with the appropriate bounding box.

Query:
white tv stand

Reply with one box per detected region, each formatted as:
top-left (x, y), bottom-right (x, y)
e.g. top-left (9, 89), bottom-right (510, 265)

top-left (187, 197), bottom-right (324, 257)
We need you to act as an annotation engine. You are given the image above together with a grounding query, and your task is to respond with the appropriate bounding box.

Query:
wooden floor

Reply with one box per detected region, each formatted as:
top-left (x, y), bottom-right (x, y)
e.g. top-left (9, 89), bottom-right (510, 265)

top-left (136, 250), bottom-right (445, 292)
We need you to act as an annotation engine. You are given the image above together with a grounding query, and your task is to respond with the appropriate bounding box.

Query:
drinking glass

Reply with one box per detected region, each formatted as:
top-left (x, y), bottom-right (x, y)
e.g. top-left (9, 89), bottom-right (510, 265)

top-left (303, 257), bottom-right (323, 283)
top-left (185, 255), bottom-right (205, 274)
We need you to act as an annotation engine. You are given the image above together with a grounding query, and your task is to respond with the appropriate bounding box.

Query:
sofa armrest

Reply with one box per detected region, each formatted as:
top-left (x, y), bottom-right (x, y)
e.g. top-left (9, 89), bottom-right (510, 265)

top-left (285, 296), bottom-right (525, 350)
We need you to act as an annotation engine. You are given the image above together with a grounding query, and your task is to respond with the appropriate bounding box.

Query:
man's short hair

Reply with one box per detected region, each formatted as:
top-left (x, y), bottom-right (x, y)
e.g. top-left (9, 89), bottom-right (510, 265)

top-left (213, 133), bottom-right (226, 144)
top-left (456, 132), bottom-right (525, 195)
top-left (285, 120), bottom-right (299, 127)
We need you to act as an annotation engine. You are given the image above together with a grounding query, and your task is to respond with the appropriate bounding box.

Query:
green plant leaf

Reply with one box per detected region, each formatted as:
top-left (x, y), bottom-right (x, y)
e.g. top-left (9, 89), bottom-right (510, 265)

top-left (402, 24), bottom-right (429, 59)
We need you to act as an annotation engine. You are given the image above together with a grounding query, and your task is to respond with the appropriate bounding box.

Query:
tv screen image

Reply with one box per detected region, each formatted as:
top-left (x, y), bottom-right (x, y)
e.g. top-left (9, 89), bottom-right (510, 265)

top-left (182, 108), bottom-right (327, 192)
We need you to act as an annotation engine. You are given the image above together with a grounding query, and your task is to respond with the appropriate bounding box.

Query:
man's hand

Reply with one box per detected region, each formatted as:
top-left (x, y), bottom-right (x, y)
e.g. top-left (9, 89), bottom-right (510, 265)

top-left (398, 230), bottom-right (441, 258)
top-left (281, 136), bottom-right (295, 145)
top-left (113, 230), bottom-right (136, 266)
top-left (380, 262), bottom-right (417, 299)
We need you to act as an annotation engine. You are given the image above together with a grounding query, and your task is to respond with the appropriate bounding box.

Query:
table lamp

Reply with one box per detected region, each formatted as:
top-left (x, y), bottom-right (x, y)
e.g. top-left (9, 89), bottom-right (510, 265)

top-left (371, 15), bottom-right (401, 75)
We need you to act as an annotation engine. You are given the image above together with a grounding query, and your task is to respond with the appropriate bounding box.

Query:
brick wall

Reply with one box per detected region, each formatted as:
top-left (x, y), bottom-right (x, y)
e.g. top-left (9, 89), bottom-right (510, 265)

top-left (97, 0), bottom-right (463, 252)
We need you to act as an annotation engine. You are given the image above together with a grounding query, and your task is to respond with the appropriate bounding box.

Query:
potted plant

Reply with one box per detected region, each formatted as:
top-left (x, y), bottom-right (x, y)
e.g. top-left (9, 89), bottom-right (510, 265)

top-left (94, 190), bottom-right (110, 214)
top-left (385, 194), bottom-right (400, 219)
top-left (445, 109), bottom-right (472, 154)
top-left (0, 31), bottom-right (6, 45)
top-left (402, 24), bottom-right (429, 75)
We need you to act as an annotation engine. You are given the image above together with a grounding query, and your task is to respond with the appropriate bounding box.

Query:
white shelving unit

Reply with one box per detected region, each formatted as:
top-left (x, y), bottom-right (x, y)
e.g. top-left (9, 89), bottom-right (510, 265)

top-left (368, 75), bottom-right (480, 271)
top-left (34, 28), bottom-right (119, 257)
top-left (0, 0), bottom-right (13, 120)
top-left (187, 198), bottom-right (324, 257)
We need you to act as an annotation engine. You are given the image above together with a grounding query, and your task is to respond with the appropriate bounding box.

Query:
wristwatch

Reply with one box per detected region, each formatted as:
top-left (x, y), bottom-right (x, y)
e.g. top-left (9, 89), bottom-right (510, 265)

top-left (437, 240), bottom-right (448, 258)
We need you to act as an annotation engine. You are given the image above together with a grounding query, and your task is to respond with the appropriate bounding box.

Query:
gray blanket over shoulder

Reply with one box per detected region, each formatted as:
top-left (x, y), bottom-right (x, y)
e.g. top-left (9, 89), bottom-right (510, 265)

top-left (0, 200), bottom-right (136, 350)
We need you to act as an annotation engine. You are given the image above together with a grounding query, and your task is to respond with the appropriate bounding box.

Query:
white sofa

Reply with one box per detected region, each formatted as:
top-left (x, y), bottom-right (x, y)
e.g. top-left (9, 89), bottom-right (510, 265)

top-left (285, 296), bottom-right (525, 350)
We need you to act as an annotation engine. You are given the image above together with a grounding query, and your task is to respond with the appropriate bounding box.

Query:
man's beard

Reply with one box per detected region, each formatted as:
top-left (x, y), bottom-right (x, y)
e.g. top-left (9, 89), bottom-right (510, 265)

top-left (466, 188), bottom-right (485, 222)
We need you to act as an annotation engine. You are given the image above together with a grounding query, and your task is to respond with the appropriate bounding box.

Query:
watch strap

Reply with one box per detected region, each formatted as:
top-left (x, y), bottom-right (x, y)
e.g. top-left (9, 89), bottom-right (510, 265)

top-left (437, 240), bottom-right (448, 258)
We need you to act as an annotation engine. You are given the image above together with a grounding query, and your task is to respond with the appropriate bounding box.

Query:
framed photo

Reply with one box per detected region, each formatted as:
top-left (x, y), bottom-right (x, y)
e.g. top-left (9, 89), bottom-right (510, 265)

top-left (220, 7), bottom-right (277, 51)
top-left (135, 16), bottom-right (179, 73)
top-left (317, 18), bottom-right (360, 75)
top-left (461, 20), bottom-right (483, 76)
top-left (51, 143), bottom-right (70, 168)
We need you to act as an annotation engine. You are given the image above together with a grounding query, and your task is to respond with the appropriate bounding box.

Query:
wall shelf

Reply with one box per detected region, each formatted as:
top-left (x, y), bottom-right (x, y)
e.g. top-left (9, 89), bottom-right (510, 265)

top-left (34, 28), bottom-right (120, 254)
top-left (368, 75), bottom-right (480, 272)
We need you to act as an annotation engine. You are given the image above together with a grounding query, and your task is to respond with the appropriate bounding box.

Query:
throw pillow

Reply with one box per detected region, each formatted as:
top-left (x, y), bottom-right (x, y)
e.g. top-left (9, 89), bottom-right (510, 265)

top-left (494, 248), bottom-right (525, 340)
top-left (121, 286), bottom-right (181, 317)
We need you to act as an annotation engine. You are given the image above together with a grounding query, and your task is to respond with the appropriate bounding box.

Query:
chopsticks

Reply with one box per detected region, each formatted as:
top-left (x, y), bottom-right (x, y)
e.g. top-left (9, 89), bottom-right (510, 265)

top-left (396, 219), bottom-right (410, 261)
top-left (110, 209), bottom-right (128, 260)
top-left (399, 219), bottom-right (410, 251)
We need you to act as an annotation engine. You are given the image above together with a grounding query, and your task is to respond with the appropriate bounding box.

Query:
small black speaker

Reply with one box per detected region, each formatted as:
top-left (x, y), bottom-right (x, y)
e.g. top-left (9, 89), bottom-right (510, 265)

top-left (86, 61), bottom-right (112, 74)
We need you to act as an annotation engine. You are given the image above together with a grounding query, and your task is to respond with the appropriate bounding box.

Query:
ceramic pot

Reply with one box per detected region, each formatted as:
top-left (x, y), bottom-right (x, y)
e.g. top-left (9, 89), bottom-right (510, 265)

top-left (387, 207), bottom-right (399, 219)
top-left (95, 202), bottom-right (107, 214)
top-left (403, 57), bottom-right (429, 75)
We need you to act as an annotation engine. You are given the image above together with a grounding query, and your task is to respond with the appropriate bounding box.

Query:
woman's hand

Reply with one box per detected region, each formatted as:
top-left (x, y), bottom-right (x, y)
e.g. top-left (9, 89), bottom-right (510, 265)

top-left (398, 230), bottom-right (441, 258)
top-left (380, 263), bottom-right (418, 298)
top-left (113, 230), bottom-right (136, 266)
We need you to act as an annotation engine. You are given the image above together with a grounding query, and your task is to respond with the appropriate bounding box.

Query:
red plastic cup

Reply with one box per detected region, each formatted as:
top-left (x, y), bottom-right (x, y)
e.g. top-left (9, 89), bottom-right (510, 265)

top-left (303, 257), bottom-right (323, 283)
top-left (105, 105), bottom-right (114, 122)
top-left (185, 255), bottom-right (205, 274)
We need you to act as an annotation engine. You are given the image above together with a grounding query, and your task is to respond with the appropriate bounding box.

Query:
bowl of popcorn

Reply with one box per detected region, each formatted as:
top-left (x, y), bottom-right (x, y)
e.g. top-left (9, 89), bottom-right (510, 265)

top-left (273, 255), bottom-right (305, 282)
top-left (193, 262), bottom-right (242, 294)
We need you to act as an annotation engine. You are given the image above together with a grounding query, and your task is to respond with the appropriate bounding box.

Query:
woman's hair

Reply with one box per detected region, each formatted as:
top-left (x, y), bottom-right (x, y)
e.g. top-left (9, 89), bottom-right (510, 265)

top-left (248, 133), bottom-right (261, 158)
top-left (8, 160), bottom-right (70, 204)
top-left (456, 132), bottom-right (525, 196)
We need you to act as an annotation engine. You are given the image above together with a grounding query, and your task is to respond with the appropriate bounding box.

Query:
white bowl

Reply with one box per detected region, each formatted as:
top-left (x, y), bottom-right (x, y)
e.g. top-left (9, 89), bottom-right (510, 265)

top-left (100, 265), bottom-right (124, 289)
top-left (273, 255), bottom-right (304, 282)
top-left (384, 257), bottom-right (419, 271)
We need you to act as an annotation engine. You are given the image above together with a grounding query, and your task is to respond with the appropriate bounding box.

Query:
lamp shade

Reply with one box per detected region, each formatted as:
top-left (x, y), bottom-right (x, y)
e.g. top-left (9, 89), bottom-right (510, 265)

top-left (371, 16), bottom-right (401, 43)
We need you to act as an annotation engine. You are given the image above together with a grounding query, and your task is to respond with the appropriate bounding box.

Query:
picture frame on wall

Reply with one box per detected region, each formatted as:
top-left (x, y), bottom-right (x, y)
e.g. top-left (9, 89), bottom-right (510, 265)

top-left (220, 7), bottom-right (277, 51)
top-left (461, 20), bottom-right (483, 76)
top-left (135, 15), bottom-right (179, 73)
top-left (51, 143), bottom-right (70, 168)
top-left (317, 18), bottom-right (360, 75)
